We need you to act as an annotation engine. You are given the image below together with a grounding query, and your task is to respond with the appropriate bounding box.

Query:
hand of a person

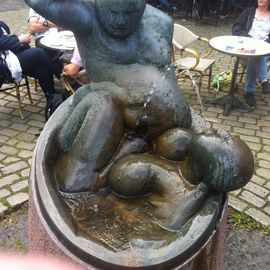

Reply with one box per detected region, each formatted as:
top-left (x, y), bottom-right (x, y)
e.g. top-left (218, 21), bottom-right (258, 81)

top-left (18, 34), bottom-right (31, 44)
top-left (63, 63), bottom-right (81, 77)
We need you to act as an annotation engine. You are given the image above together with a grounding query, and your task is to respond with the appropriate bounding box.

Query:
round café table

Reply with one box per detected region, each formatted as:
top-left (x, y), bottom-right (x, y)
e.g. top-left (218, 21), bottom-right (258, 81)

top-left (207, 35), bottom-right (270, 116)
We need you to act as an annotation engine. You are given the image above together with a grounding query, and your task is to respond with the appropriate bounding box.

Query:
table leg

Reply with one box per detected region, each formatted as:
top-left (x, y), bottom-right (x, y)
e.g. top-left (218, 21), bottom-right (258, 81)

top-left (205, 56), bottom-right (252, 116)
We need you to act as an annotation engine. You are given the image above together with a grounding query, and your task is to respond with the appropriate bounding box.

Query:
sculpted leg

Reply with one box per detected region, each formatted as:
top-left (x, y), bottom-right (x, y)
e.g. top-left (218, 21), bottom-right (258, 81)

top-left (56, 90), bottom-right (124, 192)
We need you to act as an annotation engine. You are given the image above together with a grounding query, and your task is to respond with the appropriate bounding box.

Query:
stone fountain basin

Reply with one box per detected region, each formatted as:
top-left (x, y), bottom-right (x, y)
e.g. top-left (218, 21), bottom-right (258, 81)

top-left (30, 102), bottom-right (226, 269)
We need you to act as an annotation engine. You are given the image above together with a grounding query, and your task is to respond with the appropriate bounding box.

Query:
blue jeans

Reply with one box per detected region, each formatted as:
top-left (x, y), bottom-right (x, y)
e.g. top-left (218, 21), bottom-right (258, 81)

top-left (245, 56), bottom-right (269, 93)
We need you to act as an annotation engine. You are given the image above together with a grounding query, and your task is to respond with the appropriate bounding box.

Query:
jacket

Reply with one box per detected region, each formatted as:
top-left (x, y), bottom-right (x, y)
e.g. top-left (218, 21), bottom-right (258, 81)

top-left (0, 21), bottom-right (24, 52)
top-left (232, 7), bottom-right (270, 44)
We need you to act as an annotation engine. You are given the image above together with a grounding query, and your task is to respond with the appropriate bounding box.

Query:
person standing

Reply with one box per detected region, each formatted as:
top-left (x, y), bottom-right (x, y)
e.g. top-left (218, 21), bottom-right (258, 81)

top-left (232, 0), bottom-right (270, 106)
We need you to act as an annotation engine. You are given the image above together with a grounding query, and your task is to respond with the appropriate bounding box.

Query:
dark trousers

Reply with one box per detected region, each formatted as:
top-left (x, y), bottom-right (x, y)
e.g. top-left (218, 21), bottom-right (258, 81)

top-left (35, 36), bottom-right (63, 78)
top-left (16, 47), bottom-right (59, 97)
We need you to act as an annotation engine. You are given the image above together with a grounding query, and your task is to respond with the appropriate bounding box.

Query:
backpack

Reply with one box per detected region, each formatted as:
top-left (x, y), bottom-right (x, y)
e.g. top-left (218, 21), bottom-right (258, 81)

top-left (44, 92), bottom-right (68, 121)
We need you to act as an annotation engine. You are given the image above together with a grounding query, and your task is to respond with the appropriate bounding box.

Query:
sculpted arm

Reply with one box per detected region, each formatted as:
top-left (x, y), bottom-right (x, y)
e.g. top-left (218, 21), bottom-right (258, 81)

top-left (25, 0), bottom-right (92, 33)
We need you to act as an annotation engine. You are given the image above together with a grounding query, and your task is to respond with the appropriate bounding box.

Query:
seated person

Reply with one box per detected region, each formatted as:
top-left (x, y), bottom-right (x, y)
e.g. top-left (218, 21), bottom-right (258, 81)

top-left (28, 8), bottom-right (63, 75)
top-left (232, 0), bottom-right (270, 106)
top-left (63, 46), bottom-right (82, 77)
top-left (0, 20), bottom-right (60, 100)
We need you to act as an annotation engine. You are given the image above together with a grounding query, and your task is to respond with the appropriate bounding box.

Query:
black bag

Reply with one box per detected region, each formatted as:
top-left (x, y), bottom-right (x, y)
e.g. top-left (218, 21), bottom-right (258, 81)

top-left (45, 93), bottom-right (67, 121)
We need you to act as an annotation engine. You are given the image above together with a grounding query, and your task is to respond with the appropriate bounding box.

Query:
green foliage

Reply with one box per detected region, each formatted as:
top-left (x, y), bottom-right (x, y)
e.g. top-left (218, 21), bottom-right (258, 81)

top-left (228, 208), bottom-right (270, 236)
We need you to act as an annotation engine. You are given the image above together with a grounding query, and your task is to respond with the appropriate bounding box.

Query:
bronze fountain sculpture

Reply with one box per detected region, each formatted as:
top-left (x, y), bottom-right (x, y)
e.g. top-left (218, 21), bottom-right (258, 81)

top-left (26, 0), bottom-right (254, 269)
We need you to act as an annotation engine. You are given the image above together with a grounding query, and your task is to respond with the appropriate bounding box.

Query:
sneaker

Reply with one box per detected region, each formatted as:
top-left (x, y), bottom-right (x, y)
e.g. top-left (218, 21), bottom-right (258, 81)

top-left (261, 81), bottom-right (270, 93)
top-left (245, 92), bottom-right (256, 107)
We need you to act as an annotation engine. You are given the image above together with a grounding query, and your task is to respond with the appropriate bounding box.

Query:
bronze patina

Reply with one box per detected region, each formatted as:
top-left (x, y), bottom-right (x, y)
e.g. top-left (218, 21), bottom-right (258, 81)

top-left (26, 0), bottom-right (254, 268)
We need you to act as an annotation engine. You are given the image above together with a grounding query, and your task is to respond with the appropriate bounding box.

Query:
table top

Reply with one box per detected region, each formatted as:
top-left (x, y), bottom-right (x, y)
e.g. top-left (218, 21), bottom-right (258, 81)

top-left (209, 35), bottom-right (270, 57)
top-left (40, 30), bottom-right (76, 51)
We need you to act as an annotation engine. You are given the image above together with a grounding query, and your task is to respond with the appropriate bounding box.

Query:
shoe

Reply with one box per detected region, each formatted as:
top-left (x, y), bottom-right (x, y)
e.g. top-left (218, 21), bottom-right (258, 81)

top-left (261, 81), bottom-right (270, 93)
top-left (245, 92), bottom-right (256, 107)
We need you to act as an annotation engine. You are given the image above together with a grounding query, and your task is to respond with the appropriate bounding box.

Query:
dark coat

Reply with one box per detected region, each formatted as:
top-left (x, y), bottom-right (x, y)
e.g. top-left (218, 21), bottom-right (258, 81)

top-left (0, 21), bottom-right (22, 52)
top-left (232, 7), bottom-right (270, 44)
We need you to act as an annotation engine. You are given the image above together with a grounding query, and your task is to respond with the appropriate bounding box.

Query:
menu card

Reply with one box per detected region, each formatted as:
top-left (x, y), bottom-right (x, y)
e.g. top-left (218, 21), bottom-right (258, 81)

top-left (226, 45), bottom-right (256, 54)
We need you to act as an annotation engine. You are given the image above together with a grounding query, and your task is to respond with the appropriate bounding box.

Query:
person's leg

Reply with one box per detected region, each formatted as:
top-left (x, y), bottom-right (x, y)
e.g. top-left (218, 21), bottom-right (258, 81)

top-left (245, 58), bottom-right (257, 106)
top-left (16, 48), bottom-right (57, 97)
top-left (250, 56), bottom-right (270, 94)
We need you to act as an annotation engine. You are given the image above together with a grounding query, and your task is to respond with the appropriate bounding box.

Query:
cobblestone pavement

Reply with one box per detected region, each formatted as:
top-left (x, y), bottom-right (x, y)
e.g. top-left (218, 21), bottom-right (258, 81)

top-left (1, 3), bottom-right (269, 226)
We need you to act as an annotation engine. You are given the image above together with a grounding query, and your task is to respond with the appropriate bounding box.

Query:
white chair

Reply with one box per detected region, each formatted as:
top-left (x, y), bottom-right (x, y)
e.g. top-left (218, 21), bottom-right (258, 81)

top-left (172, 23), bottom-right (215, 96)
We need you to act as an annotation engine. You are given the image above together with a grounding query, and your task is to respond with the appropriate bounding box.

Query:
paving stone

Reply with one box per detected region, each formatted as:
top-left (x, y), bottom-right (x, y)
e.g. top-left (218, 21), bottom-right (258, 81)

top-left (256, 168), bottom-right (270, 179)
top-left (244, 123), bottom-right (261, 130)
top-left (10, 180), bottom-right (28, 193)
top-left (4, 157), bottom-right (20, 164)
top-left (263, 145), bottom-right (270, 152)
top-left (264, 206), bottom-right (270, 215)
top-left (263, 138), bottom-right (270, 146)
top-left (244, 141), bottom-right (261, 152)
top-left (5, 138), bottom-right (18, 146)
top-left (257, 152), bottom-right (270, 162)
top-left (228, 196), bottom-right (247, 212)
top-left (0, 175), bottom-right (20, 188)
top-left (16, 142), bottom-right (36, 151)
top-left (230, 189), bottom-right (241, 196)
top-left (9, 123), bottom-right (28, 132)
top-left (212, 123), bottom-right (231, 131)
top-left (245, 208), bottom-right (270, 226)
top-left (0, 145), bottom-right (17, 156)
top-left (240, 190), bottom-right (266, 208)
top-left (244, 182), bottom-right (269, 198)
top-left (223, 120), bottom-right (244, 128)
top-left (0, 120), bottom-right (11, 127)
top-left (256, 131), bottom-right (270, 139)
top-left (16, 133), bottom-right (36, 142)
top-left (239, 117), bottom-right (256, 124)
top-left (233, 127), bottom-right (255, 135)
top-left (0, 153), bottom-right (5, 161)
top-left (265, 181), bottom-right (270, 190)
top-left (1, 161), bottom-right (28, 175)
top-left (21, 168), bottom-right (30, 178)
top-left (239, 135), bottom-right (261, 144)
top-left (18, 150), bottom-right (33, 159)
top-left (6, 193), bottom-right (29, 208)
top-left (0, 189), bottom-right (11, 199)
top-left (27, 120), bottom-right (44, 128)
top-left (0, 203), bottom-right (8, 215)
top-left (0, 135), bottom-right (9, 143)
top-left (0, 128), bottom-right (19, 138)
top-left (259, 160), bottom-right (270, 168)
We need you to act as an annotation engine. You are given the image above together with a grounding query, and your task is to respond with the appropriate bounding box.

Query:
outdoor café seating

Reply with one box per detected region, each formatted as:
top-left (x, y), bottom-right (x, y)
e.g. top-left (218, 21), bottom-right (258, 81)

top-left (0, 75), bottom-right (33, 120)
top-left (172, 23), bottom-right (215, 99)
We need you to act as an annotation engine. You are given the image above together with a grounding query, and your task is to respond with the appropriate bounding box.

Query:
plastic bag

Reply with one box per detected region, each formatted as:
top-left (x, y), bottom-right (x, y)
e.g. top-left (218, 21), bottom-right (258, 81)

top-left (211, 70), bottom-right (232, 92)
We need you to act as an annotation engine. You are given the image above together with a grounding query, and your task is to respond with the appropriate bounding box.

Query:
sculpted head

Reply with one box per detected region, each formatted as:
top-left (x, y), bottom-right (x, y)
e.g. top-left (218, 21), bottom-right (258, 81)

top-left (181, 130), bottom-right (254, 193)
top-left (95, 0), bottom-right (146, 37)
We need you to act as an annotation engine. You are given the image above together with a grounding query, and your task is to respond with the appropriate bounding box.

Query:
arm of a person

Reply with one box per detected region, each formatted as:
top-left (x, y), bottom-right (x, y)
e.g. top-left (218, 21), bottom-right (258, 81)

top-left (28, 16), bottom-right (58, 34)
top-left (232, 10), bottom-right (249, 36)
top-left (25, 0), bottom-right (93, 34)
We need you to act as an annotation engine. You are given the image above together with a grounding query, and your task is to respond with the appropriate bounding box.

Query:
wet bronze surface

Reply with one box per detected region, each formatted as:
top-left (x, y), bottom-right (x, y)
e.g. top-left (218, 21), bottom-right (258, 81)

top-left (26, 0), bottom-right (254, 268)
